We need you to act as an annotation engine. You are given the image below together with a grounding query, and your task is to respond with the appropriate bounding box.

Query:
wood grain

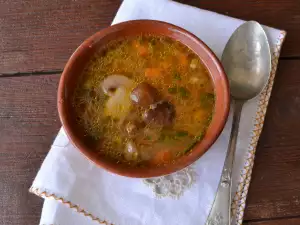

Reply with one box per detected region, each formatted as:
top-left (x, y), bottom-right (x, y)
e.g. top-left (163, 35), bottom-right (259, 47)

top-left (245, 218), bottom-right (300, 225)
top-left (0, 74), bottom-right (61, 225)
top-left (244, 60), bottom-right (300, 220)
top-left (177, 0), bottom-right (300, 57)
top-left (0, 0), bottom-right (300, 74)
top-left (0, 0), bottom-right (121, 74)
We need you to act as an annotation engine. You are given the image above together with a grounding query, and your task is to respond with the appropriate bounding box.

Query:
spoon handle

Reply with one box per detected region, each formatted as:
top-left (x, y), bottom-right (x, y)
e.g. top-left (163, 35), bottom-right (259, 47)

top-left (206, 100), bottom-right (244, 225)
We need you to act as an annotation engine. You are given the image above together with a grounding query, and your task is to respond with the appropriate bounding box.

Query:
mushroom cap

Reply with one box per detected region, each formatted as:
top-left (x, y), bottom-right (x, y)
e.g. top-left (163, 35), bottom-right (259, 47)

top-left (130, 82), bottom-right (160, 107)
top-left (143, 101), bottom-right (176, 126)
top-left (102, 75), bottom-right (134, 96)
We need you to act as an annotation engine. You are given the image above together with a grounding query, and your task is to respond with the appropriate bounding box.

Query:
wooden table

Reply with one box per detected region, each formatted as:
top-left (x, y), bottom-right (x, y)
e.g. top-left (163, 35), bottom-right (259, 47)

top-left (0, 0), bottom-right (300, 224)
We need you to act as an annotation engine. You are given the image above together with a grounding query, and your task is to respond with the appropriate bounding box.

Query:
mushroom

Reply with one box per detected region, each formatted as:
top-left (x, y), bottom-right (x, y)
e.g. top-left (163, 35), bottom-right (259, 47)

top-left (123, 120), bottom-right (145, 137)
top-left (190, 58), bottom-right (198, 69)
top-left (119, 110), bottom-right (146, 137)
top-left (143, 101), bottom-right (175, 126)
top-left (130, 82), bottom-right (160, 107)
top-left (104, 87), bottom-right (132, 120)
top-left (124, 141), bottom-right (139, 161)
top-left (101, 75), bottom-right (134, 96)
top-left (141, 126), bottom-right (162, 143)
top-left (125, 122), bottom-right (138, 136)
top-left (102, 75), bottom-right (135, 120)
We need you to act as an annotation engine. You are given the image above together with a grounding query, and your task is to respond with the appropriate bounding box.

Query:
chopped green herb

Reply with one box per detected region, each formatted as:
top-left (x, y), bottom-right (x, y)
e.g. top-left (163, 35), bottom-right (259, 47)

top-left (168, 86), bottom-right (177, 94)
top-left (200, 93), bottom-right (215, 101)
top-left (145, 136), bottom-right (152, 140)
top-left (161, 136), bottom-right (173, 143)
top-left (200, 93), bottom-right (215, 107)
top-left (183, 141), bottom-right (198, 154)
top-left (195, 132), bottom-right (205, 141)
top-left (178, 87), bottom-right (190, 98)
top-left (159, 130), bottom-right (190, 143)
top-left (159, 133), bottom-right (166, 141)
top-left (206, 113), bottom-right (213, 125)
top-left (183, 132), bottom-right (205, 154)
top-left (148, 42), bottom-right (154, 54)
top-left (176, 131), bottom-right (189, 137)
top-left (173, 71), bottom-right (181, 80)
top-left (149, 39), bottom-right (156, 46)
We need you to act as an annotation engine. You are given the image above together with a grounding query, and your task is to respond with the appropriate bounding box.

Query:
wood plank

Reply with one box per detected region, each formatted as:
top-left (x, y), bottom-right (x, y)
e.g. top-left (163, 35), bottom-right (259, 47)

top-left (0, 0), bottom-right (299, 74)
top-left (178, 0), bottom-right (299, 57)
top-left (0, 0), bottom-right (121, 74)
top-left (0, 74), bottom-right (61, 225)
top-left (245, 217), bottom-right (300, 225)
top-left (244, 60), bottom-right (300, 220)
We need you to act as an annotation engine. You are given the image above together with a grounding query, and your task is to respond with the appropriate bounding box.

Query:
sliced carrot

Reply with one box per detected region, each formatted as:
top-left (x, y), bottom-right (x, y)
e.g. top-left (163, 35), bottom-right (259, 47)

top-left (160, 61), bottom-right (171, 70)
top-left (178, 53), bottom-right (188, 67)
top-left (132, 40), bottom-right (139, 47)
top-left (133, 40), bottom-right (148, 56)
top-left (151, 150), bottom-right (172, 165)
top-left (145, 68), bottom-right (162, 78)
top-left (138, 45), bottom-right (148, 56)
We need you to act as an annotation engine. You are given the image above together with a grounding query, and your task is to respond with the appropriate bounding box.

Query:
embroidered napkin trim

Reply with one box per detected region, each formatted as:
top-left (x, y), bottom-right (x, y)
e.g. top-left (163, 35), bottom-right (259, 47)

top-left (29, 30), bottom-right (286, 225)
top-left (30, 187), bottom-right (113, 225)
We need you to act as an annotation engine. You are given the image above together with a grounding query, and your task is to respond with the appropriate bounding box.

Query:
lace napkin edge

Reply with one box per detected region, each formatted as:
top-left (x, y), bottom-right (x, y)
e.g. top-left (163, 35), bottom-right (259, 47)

top-left (29, 187), bottom-right (112, 225)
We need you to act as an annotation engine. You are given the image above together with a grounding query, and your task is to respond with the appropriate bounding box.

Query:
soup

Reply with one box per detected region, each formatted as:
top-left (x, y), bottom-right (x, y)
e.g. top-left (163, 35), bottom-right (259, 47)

top-left (73, 35), bottom-right (215, 167)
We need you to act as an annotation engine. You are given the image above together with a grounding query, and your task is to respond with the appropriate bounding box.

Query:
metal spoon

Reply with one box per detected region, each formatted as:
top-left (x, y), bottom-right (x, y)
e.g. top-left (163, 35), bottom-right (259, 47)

top-left (205, 21), bottom-right (271, 225)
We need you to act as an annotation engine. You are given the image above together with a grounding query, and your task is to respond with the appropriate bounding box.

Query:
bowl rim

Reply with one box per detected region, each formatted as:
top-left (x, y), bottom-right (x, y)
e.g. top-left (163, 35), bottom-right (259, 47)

top-left (58, 19), bottom-right (230, 178)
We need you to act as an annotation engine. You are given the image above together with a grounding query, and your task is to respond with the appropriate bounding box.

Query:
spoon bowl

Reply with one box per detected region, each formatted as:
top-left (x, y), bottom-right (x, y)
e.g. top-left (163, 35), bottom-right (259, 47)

top-left (222, 21), bottom-right (271, 100)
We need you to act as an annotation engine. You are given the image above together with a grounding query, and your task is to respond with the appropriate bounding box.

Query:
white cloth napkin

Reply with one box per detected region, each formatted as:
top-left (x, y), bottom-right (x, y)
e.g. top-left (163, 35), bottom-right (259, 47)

top-left (30, 0), bottom-right (286, 225)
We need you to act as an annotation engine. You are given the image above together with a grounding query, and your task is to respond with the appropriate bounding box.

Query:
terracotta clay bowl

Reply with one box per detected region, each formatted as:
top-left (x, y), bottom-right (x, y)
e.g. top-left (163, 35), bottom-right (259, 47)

top-left (58, 20), bottom-right (230, 178)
